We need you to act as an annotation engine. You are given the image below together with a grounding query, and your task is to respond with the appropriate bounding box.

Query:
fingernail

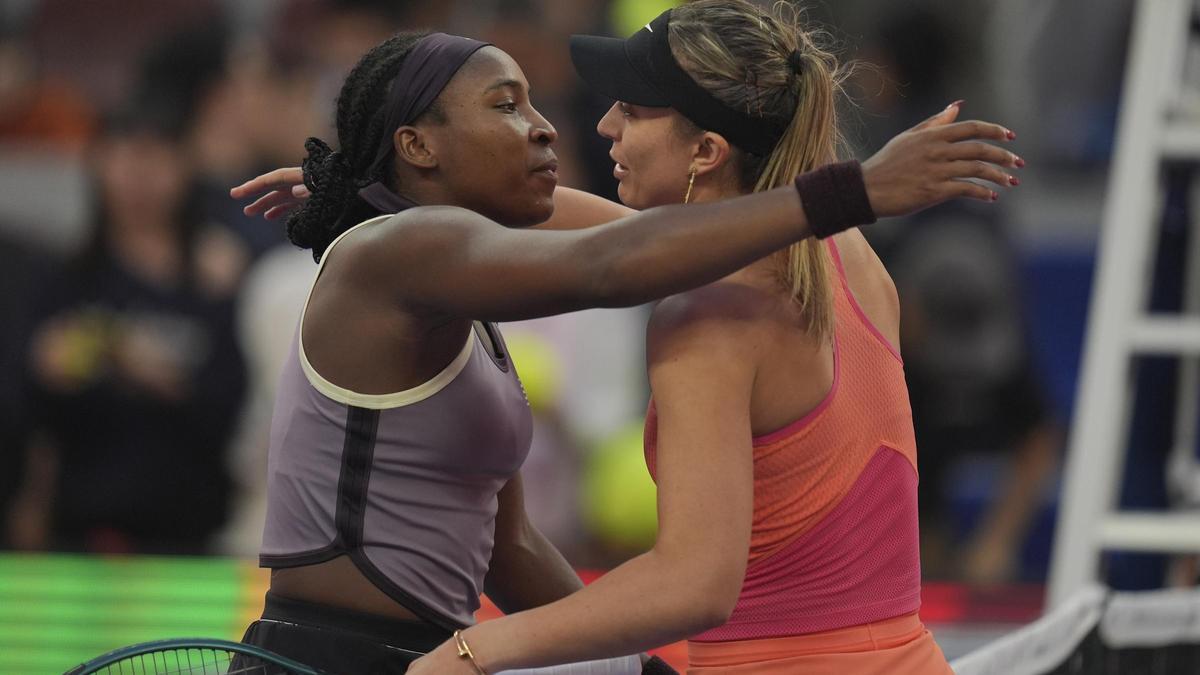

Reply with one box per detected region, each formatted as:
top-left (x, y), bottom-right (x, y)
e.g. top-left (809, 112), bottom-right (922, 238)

top-left (1015, 156), bottom-right (1026, 168)
top-left (1009, 176), bottom-right (1020, 186)
top-left (1006, 129), bottom-right (1017, 140)
top-left (947, 99), bottom-right (965, 109)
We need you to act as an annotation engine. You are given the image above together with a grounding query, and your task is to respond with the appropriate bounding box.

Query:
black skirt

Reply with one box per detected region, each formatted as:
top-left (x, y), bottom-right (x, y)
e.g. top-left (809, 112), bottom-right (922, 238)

top-left (237, 591), bottom-right (454, 674)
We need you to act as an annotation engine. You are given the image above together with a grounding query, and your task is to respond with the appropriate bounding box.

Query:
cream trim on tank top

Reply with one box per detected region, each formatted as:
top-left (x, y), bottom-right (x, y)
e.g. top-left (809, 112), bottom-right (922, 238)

top-left (297, 214), bottom-right (476, 410)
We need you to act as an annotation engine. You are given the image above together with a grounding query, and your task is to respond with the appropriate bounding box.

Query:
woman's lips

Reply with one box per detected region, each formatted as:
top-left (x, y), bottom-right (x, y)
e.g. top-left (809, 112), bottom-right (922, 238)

top-left (532, 160), bottom-right (559, 184)
top-left (613, 162), bottom-right (629, 180)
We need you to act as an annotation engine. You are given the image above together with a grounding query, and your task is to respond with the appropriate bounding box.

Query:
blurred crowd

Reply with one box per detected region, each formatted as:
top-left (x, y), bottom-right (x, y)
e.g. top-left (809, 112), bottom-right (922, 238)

top-left (0, 0), bottom-right (1139, 584)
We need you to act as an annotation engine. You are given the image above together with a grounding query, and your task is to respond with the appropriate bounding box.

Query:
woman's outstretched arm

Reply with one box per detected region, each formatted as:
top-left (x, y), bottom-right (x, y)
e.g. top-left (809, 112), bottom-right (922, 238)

top-left (238, 106), bottom-right (1022, 324)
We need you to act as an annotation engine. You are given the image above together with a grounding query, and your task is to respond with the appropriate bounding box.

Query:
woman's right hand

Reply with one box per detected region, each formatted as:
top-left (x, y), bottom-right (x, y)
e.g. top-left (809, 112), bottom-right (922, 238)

top-left (862, 101), bottom-right (1024, 217)
top-left (230, 167), bottom-right (309, 220)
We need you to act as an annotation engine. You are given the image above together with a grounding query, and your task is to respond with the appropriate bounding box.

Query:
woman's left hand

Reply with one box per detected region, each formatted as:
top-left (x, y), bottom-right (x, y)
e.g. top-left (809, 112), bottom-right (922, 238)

top-left (406, 638), bottom-right (487, 675)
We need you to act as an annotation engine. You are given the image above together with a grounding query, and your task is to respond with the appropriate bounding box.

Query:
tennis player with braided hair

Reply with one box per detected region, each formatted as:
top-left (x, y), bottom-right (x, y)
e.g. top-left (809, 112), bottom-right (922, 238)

top-left (231, 8), bottom-right (1019, 673)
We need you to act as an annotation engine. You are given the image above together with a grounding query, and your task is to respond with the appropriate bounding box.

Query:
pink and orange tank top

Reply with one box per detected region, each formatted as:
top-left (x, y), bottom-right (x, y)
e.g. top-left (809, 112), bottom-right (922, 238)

top-left (643, 238), bottom-right (922, 642)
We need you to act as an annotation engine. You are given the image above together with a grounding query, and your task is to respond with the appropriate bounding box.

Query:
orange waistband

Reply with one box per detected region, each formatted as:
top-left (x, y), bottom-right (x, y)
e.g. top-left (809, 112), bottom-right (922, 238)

top-left (687, 612), bottom-right (925, 667)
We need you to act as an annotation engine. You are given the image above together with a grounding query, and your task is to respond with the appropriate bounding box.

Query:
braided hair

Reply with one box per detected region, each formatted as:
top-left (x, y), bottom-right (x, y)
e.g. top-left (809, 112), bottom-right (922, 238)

top-left (287, 31), bottom-right (447, 262)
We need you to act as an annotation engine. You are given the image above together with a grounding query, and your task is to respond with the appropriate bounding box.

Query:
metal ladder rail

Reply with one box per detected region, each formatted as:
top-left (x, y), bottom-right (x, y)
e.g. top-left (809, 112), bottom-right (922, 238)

top-left (1048, 0), bottom-right (1200, 609)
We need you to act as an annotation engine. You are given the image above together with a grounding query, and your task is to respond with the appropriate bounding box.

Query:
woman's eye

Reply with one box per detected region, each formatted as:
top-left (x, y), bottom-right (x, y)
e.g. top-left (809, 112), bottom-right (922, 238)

top-left (498, 102), bottom-right (518, 112)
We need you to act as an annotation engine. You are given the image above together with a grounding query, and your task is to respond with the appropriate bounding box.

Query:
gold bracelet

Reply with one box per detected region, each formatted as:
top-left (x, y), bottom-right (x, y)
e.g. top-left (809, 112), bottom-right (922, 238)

top-left (452, 629), bottom-right (488, 675)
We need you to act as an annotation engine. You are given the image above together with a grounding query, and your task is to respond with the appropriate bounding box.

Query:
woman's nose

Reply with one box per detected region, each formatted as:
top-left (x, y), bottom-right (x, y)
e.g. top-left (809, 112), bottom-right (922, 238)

top-left (597, 102), bottom-right (622, 141)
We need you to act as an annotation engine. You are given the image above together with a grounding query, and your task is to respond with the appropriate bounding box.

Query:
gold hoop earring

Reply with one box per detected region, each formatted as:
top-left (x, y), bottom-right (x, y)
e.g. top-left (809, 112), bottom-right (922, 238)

top-left (683, 168), bottom-right (697, 204)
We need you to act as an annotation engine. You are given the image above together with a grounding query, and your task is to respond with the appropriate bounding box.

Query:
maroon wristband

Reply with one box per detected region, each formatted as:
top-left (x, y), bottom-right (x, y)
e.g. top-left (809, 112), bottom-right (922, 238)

top-left (793, 160), bottom-right (877, 239)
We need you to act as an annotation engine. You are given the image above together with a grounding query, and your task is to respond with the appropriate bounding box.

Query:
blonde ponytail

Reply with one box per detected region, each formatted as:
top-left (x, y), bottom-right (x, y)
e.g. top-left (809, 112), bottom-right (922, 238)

top-left (669, 0), bottom-right (852, 342)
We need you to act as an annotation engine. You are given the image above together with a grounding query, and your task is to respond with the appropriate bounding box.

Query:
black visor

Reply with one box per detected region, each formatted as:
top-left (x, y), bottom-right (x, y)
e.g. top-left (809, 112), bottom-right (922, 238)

top-left (569, 9), bottom-right (787, 155)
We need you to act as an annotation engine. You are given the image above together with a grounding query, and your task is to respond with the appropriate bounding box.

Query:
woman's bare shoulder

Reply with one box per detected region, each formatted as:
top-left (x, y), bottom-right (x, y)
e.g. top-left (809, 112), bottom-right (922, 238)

top-left (647, 282), bottom-right (776, 355)
top-left (829, 229), bottom-right (901, 336)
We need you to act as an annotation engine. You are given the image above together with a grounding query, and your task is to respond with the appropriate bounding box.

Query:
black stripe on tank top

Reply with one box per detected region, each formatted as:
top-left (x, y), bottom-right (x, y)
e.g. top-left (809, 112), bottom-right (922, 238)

top-left (258, 409), bottom-right (382, 569)
top-left (334, 405), bottom-right (465, 633)
top-left (334, 406), bottom-right (379, 548)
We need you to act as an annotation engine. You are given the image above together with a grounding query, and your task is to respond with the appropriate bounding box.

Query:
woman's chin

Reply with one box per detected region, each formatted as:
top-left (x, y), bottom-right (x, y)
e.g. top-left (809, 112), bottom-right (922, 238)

top-left (505, 200), bottom-right (555, 228)
top-left (616, 182), bottom-right (638, 209)
top-left (617, 183), bottom-right (663, 211)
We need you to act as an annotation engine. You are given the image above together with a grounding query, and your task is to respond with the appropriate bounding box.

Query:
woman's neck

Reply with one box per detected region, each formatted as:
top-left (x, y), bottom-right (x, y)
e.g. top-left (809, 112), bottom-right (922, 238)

top-left (389, 168), bottom-right (459, 210)
top-left (688, 180), bottom-right (744, 206)
top-left (690, 182), bottom-right (782, 288)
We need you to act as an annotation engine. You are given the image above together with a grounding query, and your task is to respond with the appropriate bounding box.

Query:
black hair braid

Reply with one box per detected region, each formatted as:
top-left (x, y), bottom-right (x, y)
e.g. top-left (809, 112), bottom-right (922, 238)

top-left (284, 137), bottom-right (351, 261)
top-left (286, 31), bottom-right (431, 262)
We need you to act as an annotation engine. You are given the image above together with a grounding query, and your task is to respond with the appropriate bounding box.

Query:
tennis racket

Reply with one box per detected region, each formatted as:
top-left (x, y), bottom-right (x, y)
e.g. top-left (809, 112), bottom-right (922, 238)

top-left (64, 637), bottom-right (324, 675)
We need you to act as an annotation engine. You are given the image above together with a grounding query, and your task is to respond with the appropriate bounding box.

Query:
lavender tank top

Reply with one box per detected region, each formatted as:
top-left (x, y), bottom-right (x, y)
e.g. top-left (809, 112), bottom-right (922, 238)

top-left (259, 215), bottom-right (534, 630)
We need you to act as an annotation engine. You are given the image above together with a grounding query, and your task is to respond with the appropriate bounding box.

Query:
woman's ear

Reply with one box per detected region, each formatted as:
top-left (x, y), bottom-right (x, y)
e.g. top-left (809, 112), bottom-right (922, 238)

top-left (394, 126), bottom-right (439, 170)
top-left (691, 131), bottom-right (733, 178)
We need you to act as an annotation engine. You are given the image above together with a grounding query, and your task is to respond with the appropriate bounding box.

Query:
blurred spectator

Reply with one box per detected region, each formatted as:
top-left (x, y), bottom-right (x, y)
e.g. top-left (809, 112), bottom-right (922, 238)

top-left (885, 217), bottom-right (1061, 583)
top-left (986, 0), bottom-right (1133, 168)
top-left (6, 103), bottom-right (247, 555)
top-left (853, 4), bottom-right (1061, 584)
top-left (847, 3), bottom-right (956, 154)
top-left (0, 231), bottom-right (57, 529)
top-left (26, 0), bottom-right (220, 111)
top-left (314, 0), bottom-right (428, 72)
top-left (0, 21), bottom-right (94, 153)
top-left (141, 19), bottom-right (304, 259)
top-left (0, 15), bottom-right (94, 254)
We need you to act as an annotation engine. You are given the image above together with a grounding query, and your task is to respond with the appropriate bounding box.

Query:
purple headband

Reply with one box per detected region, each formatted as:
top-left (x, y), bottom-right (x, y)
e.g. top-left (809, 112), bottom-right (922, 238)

top-left (360, 32), bottom-right (491, 212)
